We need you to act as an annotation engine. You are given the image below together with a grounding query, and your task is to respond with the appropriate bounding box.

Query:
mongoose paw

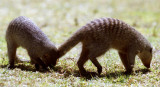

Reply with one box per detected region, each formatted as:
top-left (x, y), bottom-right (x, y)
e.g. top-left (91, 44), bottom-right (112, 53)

top-left (80, 71), bottom-right (89, 77)
top-left (125, 70), bottom-right (132, 74)
top-left (48, 64), bottom-right (55, 69)
top-left (80, 72), bottom-right (92, 78)
top-left (7, 65), bottom-right (15, 69)
top-left (35, 64), bottom-right (49, 72)
top-left (98, 67), bottom-right (102, 75)
top-left (80, 71), bottom-right (98, 78)
top-left (42, 67), bottom-right (49, 71)
top-left (35, 64), bottom-right (40, 70)
top-left (41, 65), bottom-right (49, 71)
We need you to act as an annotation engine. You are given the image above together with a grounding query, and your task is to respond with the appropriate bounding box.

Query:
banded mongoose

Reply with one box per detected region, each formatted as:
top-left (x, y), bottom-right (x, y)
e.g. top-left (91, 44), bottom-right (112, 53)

top-left (58, 18), bottom-right (152, 76)
top-left (6, 16), bottom-right (58, 69)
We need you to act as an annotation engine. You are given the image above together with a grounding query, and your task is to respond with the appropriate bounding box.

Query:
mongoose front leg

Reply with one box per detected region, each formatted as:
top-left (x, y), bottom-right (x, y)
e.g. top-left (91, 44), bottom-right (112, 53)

top-left (34, 58), bottom-right (47, 70)
top-left (30, 59), bottom-right (40, 70)
top-left (119, 51), bottom-right (136, 73)
top-left (90, 58), bottom-right (102, 75)
top-left (118, 52), bottom-right (131, 72)
top-left (7, 42), bottom-right (17, 69)
top-left (127, 52), bottom-right (136, 72)
top-left (29, 53), bottom-right (47, 70)
top-left (77, 46), bottom-right (89, 76)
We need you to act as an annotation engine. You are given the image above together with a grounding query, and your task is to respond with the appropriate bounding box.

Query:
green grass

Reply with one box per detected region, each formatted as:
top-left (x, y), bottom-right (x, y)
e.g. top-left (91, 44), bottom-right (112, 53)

top-left (0, 0), bottom-right (160, 86)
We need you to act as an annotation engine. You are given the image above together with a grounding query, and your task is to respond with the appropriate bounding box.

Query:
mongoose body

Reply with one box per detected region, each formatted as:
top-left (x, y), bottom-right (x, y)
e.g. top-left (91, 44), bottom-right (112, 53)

top-left (6, 16), bottom-right (58, 69)
top-left (58, 18), bottom-right (152, 76)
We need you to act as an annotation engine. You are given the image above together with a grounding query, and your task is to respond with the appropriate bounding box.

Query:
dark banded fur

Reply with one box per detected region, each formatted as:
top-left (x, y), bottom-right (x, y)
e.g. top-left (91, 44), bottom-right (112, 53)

top-left (58, 18), bottom-right (152, 76)
top-left (6, 16), bottom-right (58, 70)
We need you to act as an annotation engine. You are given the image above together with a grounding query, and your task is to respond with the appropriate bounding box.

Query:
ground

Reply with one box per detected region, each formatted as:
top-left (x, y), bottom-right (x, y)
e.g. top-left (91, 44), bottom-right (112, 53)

top-left (0, 0), bottom-right (160, 86)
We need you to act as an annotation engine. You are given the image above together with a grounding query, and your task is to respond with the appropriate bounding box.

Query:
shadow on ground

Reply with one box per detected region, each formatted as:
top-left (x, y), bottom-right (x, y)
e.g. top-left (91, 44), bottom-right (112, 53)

top-left (0, 64), bottom-right (49, 73)
top-left (0, 64), bottom-right (151, 79)
top-left (53, 66), bottom-right (151, 79)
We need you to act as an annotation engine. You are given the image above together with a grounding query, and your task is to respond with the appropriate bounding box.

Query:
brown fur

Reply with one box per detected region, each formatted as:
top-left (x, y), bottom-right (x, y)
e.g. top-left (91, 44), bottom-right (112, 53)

top-left (6, 16), bottom-right (58, 69)
top-left (58, 18), bottom-right (152, 76)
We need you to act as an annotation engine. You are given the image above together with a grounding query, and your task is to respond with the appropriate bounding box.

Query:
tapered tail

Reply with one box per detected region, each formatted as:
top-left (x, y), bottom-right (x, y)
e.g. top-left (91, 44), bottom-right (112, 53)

top-left (58, 30), bottom-right (83, 58)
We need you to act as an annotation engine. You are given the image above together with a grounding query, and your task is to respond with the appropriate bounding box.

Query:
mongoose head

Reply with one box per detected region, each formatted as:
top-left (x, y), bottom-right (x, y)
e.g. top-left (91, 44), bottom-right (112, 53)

top-left (138, 45), bottom-right (153, 68)
top-left (42, 47), bottom-right (59, 67)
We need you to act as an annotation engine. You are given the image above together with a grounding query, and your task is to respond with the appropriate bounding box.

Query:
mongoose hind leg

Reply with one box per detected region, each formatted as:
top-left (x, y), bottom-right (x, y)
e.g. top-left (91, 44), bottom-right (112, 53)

top-left (77, 46), bottom-right (89, 76)
top-left (89, 43), bottom-right (110, 75)
top-left (6, 41), bottom-right (18, 69)
top-left (90, 58), bottom-right (102, 75)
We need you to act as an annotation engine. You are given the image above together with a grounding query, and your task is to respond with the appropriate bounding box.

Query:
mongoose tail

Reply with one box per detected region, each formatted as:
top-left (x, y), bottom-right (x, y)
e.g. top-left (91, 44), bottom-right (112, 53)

top-left (58, 30), bottom-right (83, 58)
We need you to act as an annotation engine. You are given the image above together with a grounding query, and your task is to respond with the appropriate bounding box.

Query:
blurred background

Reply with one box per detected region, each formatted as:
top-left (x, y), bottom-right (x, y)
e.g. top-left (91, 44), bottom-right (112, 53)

top-left (0, 0), bottom-right (160, 35)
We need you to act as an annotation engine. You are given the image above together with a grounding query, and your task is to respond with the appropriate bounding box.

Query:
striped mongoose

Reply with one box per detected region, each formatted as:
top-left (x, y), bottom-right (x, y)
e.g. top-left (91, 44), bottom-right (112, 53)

top-left (58, 18), bottom-right (152, 76)
top-left (6, 16), bottom-right (58, 69)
